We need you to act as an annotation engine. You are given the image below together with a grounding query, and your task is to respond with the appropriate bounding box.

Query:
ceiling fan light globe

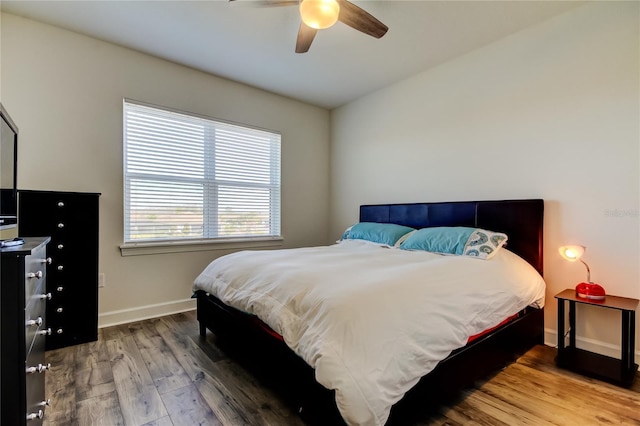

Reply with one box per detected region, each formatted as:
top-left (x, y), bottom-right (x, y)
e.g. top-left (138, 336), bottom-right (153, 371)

top-left (300, 0), bottom-right (340, 30)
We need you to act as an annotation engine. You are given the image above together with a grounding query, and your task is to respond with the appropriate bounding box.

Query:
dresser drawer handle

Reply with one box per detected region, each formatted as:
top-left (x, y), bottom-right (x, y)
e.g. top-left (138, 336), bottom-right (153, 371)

top-left (27, 271), bottom-right (43, 279)
top-left (26, 363), bottom-right (50, 374)
top-left (57, 286), bottom-right (64, 292)
top-left (56, 307), bottom-right (63, 313)
top-left (57, 244), bottom-right (64, 250)
top-left (57, 223), bottom-right (64, 228)
top-left (56, 328), bottom-right (63, 334)
top-left (57, 265), bottom-right (64, 271)
top-left (38, 293), bottom-right (52, 300)
top-left (26, 317), bottom-right (43, 327)
top-left (41, 257), bottom-right (53, 265)
top-left (57, 201), bottom-right (65, 207)
top-left (39, 399), bottom-right (51, 407)
top-left (37, 328), bottom-right (52, 336)
top-left (26, 410), bottom-right (43, 421)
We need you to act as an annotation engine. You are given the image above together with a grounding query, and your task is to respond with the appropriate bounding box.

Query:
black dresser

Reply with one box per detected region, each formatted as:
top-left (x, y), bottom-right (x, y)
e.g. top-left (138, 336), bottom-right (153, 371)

top-left (1, 237), bottom-right (51, 425)
top-left (19, 190), bottom-right (100, 350)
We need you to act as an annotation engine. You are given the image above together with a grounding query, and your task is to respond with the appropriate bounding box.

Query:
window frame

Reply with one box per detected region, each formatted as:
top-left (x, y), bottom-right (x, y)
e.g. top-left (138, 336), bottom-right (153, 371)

top-left (120, 99), bottom-right (283, 256)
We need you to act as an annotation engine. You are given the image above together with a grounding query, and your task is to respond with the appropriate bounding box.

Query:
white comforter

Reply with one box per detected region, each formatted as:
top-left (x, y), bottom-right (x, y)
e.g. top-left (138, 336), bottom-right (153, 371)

top-left (193, 240), bottom-right (546, 425)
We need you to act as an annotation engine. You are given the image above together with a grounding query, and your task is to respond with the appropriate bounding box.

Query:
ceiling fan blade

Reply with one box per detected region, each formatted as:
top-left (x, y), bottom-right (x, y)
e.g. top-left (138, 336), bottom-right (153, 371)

top-left (295, 22), bottom-right (317, 53)
top-left (337, 0), bottom-right (388, 39)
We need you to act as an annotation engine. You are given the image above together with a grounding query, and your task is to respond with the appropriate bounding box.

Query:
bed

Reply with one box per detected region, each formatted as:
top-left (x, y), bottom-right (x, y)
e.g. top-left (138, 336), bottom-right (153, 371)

top-left (193, 199), bottom-right (545, 425)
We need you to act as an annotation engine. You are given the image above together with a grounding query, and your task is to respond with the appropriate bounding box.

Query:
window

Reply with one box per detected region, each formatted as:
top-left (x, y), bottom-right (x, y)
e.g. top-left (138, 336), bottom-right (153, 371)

top-left (123, 100), bottom-right (281, 244)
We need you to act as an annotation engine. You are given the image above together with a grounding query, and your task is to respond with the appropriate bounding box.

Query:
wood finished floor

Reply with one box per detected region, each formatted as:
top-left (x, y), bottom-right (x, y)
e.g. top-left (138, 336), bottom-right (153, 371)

top-left (43, 311), bottom-right (640, 426)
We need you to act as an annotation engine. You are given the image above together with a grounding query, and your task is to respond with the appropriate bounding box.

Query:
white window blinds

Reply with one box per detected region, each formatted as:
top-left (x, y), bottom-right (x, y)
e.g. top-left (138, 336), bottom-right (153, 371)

top-left (123, 100), bottom-right (281, 243)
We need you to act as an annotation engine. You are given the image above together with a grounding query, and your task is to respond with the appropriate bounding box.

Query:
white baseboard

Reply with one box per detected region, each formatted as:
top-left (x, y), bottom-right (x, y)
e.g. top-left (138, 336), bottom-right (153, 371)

top-left (98, 298), bottom-right (196, 328)
top-left (544, 327), bottom-right (640, 359)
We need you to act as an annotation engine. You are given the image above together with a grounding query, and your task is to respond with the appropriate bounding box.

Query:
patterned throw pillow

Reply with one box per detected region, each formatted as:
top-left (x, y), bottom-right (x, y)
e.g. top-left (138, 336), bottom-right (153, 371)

top-left (462, 229), bottom-right (508, 259)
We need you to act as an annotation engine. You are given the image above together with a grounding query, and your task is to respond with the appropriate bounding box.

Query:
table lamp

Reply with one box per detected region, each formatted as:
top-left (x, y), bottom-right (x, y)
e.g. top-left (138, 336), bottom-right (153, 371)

top-left (558, 245), bottom-right (606, 300)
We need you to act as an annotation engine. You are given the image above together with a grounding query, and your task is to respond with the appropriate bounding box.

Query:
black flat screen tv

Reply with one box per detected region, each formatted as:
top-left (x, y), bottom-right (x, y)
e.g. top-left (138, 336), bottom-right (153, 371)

top-left (0, 103), bottom-right (18, 229)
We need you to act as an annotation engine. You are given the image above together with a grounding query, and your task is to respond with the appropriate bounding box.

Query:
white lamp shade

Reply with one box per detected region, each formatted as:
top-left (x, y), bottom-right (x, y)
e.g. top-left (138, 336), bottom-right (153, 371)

top-left (559, 245), bottom-right (586, 262)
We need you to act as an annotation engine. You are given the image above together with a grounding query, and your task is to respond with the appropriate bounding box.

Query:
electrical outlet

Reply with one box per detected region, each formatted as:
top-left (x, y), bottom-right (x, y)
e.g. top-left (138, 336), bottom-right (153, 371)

top-left (98, 273), bottom-right (106, 288)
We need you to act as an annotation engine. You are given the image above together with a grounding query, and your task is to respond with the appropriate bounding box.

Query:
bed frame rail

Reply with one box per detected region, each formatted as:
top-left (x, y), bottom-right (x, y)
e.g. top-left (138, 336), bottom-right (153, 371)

top-left (197, 291), bottom-right (543, 424)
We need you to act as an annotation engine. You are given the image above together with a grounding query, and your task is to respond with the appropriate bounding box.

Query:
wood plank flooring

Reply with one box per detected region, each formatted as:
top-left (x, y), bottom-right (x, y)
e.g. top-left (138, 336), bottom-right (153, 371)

top-left (43, 311), bottom-right (640, 425)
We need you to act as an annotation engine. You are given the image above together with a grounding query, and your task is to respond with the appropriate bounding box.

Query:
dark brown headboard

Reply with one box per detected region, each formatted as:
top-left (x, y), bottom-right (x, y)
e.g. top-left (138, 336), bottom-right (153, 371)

top-left (360, 199), bottom-right (544, 276)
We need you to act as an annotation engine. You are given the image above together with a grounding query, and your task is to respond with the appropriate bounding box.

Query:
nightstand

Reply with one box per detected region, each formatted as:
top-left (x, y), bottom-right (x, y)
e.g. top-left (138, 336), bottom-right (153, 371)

top-left (555, 289), bottom-right (638, 387)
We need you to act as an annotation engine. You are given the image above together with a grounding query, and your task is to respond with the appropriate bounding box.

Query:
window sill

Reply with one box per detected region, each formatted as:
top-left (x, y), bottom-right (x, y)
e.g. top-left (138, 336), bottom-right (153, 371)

top-left (119, 237), bottom-right (284, 256)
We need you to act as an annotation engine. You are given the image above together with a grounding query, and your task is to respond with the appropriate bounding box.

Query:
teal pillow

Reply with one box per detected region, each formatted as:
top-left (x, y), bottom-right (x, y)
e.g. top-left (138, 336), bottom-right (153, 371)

top-left (341, 222), bottom-right (415, 246)
top-left (400, 227), bottom-right (508, 259)
top-left (399, 227), bottom-right (475, 255)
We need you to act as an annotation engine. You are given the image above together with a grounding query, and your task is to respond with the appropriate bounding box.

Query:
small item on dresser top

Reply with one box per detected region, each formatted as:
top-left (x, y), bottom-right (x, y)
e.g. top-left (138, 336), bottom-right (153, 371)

top-left (0, 237), bottom-right (24, 247)
top-left (558, 245), bottom-right (606, 300)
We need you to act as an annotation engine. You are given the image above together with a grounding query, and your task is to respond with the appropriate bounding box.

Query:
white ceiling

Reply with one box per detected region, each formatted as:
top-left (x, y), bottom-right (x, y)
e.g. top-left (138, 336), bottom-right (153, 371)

top-left (1, 1), bottom-right (582, 109)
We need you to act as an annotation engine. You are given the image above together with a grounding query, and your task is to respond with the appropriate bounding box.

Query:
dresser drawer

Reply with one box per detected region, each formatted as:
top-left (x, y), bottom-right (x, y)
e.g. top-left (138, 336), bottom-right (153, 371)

top-left (46, 244), bottom-right (68, 266)
top-left (46, 251), bottom-right (96, 289)
top-left (43, 317), bottom-right (66, 341)
top-left (25, 333), bottom-right (47, 425)
top-left (25, 278), bottom-right (46, 314)
top-left (24, 254), bottom-right (47, 309)
top-left (46, 315), bottom-right (98, 349)
top-left (21, 193), bottom-right (95, 238)
top-left (25, 286), bottom-right (47, 355)
top-left (46, 301), bottom-right (68, 334)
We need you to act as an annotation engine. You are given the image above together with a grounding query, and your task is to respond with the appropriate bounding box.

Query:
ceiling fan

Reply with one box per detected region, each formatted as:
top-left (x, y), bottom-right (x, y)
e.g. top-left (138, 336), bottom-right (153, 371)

top-left (231, 0), bottom-right (388, 53)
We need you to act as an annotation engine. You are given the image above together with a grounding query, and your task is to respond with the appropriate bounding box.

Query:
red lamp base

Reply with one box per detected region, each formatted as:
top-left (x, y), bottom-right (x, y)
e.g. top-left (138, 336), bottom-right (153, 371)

top-left (575, 282), bottom-right (606, 300)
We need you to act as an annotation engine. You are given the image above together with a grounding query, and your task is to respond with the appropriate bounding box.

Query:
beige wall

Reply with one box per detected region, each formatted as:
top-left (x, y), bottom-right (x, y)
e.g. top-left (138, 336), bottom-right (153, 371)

top-left (331, 2), bottom-right (639, 357)
top-left (1, 13), bottom-right (331, 326)
top-left (3, 2), bottom-right (639, 358)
